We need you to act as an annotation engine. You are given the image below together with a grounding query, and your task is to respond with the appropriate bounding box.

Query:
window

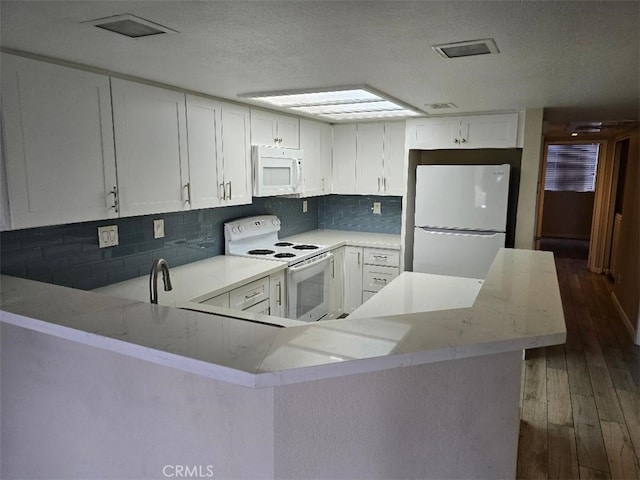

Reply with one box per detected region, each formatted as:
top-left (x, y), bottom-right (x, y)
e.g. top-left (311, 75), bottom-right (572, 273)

top-left (545, 144), bottom-right (600, 192)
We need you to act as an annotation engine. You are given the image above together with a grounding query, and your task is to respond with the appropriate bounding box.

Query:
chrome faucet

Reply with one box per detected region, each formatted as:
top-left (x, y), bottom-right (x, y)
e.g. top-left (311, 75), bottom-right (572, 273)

top-left (149, 258), bottom-right (173, 304)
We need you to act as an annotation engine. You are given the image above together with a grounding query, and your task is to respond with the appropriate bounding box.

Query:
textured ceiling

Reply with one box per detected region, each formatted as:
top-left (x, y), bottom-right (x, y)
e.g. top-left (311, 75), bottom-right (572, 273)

top-left (1, 1), bottom-right (639, 134)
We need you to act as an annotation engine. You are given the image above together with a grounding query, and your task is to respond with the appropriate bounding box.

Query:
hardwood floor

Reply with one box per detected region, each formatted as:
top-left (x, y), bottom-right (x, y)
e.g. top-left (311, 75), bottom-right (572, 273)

top-left (517, 257), bottom-right (640, 480)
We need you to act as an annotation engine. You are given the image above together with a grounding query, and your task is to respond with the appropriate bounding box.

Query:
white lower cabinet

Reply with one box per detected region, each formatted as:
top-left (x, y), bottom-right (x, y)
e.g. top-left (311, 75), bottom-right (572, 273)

top-left (344, 246), bottom-right (400, 314)
top-left (328, 247), bottom-right (345, 319)
top-left (269, 271), bottom-right (286, 318)
top-left (201, 292), bottom-right (230, 308)
top-left (343, 246), bottom-right (364, 314)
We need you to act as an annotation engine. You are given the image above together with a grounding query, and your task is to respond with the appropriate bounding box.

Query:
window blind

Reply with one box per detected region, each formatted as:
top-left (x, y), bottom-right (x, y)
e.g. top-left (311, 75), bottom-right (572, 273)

top-left (545, 144), bottom-right (599, 192)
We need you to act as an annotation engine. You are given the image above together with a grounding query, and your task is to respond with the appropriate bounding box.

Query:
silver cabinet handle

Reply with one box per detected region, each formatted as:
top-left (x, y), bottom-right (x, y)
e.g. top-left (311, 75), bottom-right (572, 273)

top-left (373, 277), bottom-right (388, 283)
top-left (454, 138), bottom-right (460, 144)
top-left (184, 182), bottom-right (191, 204)
top-left (278, 137), bottom-right (283, 143)
top-left (109, 186), bottom-right (119, 212)
top-left (460, 138), bottom-right (467, 143)
top-left (373, 255), bottom-right (388, 260)
top-left (276, 282), bottom-right (282, 306)
top-left (377, 177), bottom-right (381, 192)
top-left (358, 251), bottom-right (361, 266)
top-left (383, 177), bottom-right (387, 192)
top-left (274, 137), bottom-right (279, 143)
top-left (244, 291), bottom-right (261, 300)
top-left (331, 257), bottom-right (335, 278)
top-left (219, 183), bottom-right (226, 200)
top-left (226, 181), bottom-right (232, 200)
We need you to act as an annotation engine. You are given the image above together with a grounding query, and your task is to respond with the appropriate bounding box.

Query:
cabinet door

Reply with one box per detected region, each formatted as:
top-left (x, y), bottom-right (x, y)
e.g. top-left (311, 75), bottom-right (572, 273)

top-left (343, 246), bottom-right (363, 313)
top-left (459, 113), bottom-right (519, 148)
top-left (220, 103), bottom-right (252, 206)
top-left (250, 110), bottom-right (278, 146)
top-left (185, 95), bottom-right (223, 209)
top-left (201, 292), bottom-right (230, 308)
top-left (2, 54), bottom-right (117, 229)
top-left (329, 247), bottom-right (345, 318)
top-left (269, 270), bottom-right (286, 318)
top-left (299, 119), bottom-right (331, 196)
top-left (382, 122), bottom-right (406, 196)
top-left (275, 114), bottom-right (300, 149)
top-left (111, 79), bottom-right (189, 217)
top-left (250, 110), bottom-right (299, 148)
top-left (405, 117), bottom-right (458, 150)
top-left (331, 124), bottom-right (357, 194)
top-left (356, 123), bottom-right (384, 194)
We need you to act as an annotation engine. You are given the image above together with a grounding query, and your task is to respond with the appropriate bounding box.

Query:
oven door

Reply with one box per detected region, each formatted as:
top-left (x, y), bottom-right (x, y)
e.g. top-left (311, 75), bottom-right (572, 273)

top-left (287, 252), bottom-right (332, 322)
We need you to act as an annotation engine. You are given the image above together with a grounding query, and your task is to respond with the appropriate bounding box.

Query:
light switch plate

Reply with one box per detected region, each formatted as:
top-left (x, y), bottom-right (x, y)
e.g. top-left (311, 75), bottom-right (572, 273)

top-left (98, 225), bottom-right (119, 248)
top-left (302, 200), bottom-right (308, 213)
top-left (153, 219), bottom-right (165, 239)
top-left (372, 202), bottom-right (381, 215)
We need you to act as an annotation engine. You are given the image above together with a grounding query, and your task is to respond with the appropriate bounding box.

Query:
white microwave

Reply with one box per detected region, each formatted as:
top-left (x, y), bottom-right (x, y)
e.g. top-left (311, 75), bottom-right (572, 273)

top-left (252, 145), bottom-right (303, 197)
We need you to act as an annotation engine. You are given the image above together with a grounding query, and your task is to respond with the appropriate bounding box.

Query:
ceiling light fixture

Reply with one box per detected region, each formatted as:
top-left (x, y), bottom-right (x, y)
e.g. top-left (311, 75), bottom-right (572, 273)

top-left (432, 38), bottom-right (500, 59)
top-left (84, 13), bottom-right (178, 38)
top-left (238, 86), bottom-right (423, 122)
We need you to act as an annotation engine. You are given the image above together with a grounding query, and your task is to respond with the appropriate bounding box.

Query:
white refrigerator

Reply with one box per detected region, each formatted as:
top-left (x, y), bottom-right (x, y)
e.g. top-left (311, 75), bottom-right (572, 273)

top-left (413, 164), bottom-right (510, 279)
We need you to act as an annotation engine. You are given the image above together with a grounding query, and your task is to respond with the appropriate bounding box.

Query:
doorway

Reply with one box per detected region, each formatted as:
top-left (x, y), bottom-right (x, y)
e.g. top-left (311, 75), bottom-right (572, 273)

top-left (606, 138), bottom-right (630, 279)
top-left (535, 142), bottom-right (600, 260)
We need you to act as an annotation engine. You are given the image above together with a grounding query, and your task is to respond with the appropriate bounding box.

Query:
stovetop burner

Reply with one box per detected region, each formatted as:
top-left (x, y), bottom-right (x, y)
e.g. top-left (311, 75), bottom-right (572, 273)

top-left (248, 249), bottom-right (275, 255)
top-left (274, 242), bottom-right (293, 247)
top-left (292, 244), bottom-right (319, 250)
top-left (274, 253), bottom-right (296, 258)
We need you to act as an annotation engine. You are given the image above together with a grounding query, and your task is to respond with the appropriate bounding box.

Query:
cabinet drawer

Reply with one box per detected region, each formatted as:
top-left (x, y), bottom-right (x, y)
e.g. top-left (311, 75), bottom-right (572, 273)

top-left (200, 292), bottom-right (230, 308)
top-left (243, 298), bottom-right (270, 315)
top-left (229, 277), bottom-right (270, 310)
top-left (363, 265), bottom-right (399, 293)
top-left (362, 290), bottom-right (376, 303)
top-left (363, 248), bottom-right (400, 267)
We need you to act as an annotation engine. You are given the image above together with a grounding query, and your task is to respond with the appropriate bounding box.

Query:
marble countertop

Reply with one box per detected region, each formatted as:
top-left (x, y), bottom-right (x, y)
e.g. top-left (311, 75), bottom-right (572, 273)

top-left (283, 229), bottom-right (401, 250)
top-left (349, 272), bottom-right (484, 319)
top-left (1, 248), bottom-right (566, 388)
top-left (93, 255), bottom-right (287, 307)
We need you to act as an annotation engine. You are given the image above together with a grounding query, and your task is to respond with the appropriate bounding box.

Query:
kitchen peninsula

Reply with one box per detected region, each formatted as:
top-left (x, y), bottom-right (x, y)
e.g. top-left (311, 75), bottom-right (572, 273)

top-left (1, 248), bottom-right (565, 479)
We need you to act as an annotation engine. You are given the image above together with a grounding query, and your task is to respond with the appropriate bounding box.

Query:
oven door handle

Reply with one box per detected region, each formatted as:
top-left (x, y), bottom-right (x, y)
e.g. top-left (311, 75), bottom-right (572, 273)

top-left (288, 252), bottom-right (332, 273)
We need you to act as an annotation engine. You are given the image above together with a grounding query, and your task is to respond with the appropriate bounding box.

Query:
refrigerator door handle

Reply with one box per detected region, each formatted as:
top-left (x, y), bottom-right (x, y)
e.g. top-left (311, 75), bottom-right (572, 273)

top-left (416, 227), bottom-right (504, 236)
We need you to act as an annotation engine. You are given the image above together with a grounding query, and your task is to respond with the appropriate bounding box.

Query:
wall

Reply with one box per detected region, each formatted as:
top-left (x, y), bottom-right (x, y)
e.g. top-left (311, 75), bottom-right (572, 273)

top-left (1, 323), bottom-right (275, 479)
top-left (274, 350), bottom-right (522, 478)
top-left (318, 195), bottom-right (402, 234)
top-left (0, 197), bottom-right (317, 290)
top-left (515, 108), bottom-right (545, 249)
top-left (610, 128), bottom-right (639, 343)
top-left (541, 191), bottom-right (595, 239)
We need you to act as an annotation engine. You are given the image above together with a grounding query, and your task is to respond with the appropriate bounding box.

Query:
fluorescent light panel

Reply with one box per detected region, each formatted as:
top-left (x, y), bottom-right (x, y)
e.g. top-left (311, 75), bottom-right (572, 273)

top-left (239, 87), bottom-right (422, 121)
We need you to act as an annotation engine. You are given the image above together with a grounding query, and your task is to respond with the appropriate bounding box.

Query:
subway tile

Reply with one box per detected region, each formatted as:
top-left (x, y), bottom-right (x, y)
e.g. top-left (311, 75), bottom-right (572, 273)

top-left (107, 268), bottom-right (143, 285)
top-left (21, 230), bottom-right (64, 248)
top-left (42, 242), bottom-right (82, 259)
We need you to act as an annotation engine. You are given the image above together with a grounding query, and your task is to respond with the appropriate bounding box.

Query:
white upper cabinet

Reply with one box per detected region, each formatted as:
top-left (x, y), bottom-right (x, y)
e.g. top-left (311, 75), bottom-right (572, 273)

top-left (382, 122), bottom-right (407, 196)
top-left (299, 119), bottom-right (332, 197)
top-left (219, 103), bottom-right (252, 206)
top-left (355, 123), bottom-right (385, 194)
top-left (406, 113), bottom-right (519, 150)
top-left (185, 97), bottom-right (252, 208)
top-left (185, 95), bottom-right (223, 209)
top-left (1, 54), bottom-right (117, 229)
top-left (331, 124), bottom-right (357, 194)
top-left (111, 79), bottom-right (189, 217)
top-left (250, 110), bottom-right (299, 148)
top-left (334, 121), bottom-right (406, 196)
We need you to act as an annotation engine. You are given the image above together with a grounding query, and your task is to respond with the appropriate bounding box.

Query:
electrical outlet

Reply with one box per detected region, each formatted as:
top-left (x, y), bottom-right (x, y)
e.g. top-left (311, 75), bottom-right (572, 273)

top-left (302, 200), bottom-right (308, 213)
top-left (153, 219), bottom-right (165, 239)
top-left (372, 202), bottom-right (381, 215)
top-left (98, 225), bottom-right (119, 248)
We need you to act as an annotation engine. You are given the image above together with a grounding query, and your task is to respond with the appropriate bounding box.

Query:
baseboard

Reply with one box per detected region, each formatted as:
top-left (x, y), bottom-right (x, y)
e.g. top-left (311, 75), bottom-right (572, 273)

top-left (541, 234), bottom-right (590, 240)
top-left (610, 292), bottom-right (638, 343)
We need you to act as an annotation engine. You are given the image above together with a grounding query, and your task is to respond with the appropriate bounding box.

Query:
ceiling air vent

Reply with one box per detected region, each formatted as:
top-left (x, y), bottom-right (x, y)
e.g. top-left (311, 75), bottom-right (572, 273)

top-left (84, 14), bottom-right (178, 39)
top-left (425, 102), bottom-right (458, 110)
top-left (432, 39), bottom-right (499, 59)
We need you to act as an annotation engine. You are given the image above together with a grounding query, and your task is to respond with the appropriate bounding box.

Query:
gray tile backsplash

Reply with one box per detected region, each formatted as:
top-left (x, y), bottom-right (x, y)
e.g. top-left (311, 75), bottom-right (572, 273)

top-left (318, 195), bottom-right (402, 234)
top-left (0, 197), bottom-right (318, 290)
top-left (1, 194), bottom-right (401, 290)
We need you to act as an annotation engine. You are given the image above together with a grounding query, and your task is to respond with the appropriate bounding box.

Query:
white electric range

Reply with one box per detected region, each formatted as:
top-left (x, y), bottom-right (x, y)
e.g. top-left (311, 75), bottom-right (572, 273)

top-left (224, 215), bottom-right (332, 322)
